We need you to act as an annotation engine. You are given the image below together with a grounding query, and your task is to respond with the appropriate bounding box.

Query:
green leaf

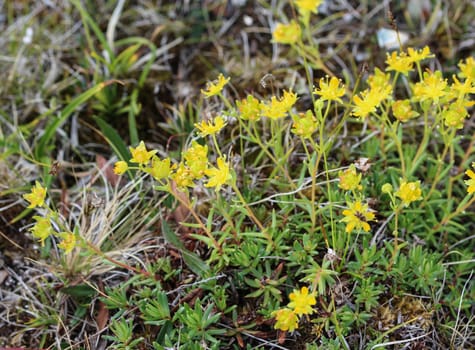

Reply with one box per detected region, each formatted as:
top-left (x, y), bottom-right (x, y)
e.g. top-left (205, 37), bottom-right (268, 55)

top-left (60, 284), bottom-right (97, 298)
top-left (161, 220), bottom-right (209, 277)
top-left (94, 116), bottom-right (130, 163)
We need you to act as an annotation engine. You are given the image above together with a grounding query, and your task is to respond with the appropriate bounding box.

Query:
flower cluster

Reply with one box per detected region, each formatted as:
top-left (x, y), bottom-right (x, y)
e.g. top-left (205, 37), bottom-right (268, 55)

top-left (23, 183), bottom-right (77, 253)
top-left (273, 286), bottom-right (316, 332)
top-left (382, 179), bottom-right (423, 207)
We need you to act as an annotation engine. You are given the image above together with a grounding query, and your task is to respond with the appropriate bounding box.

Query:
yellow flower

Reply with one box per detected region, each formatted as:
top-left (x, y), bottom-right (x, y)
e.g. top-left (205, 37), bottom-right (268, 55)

top-left (194, 116), bottom-right (226, 137)
top-left (58, 232), bottom-right (76, 254)
top-left (385, 51), bottom-right (414, 75)
top-left (295, 0), bottom-right (322, 13)
top-left (465, 164), bottom-right (475, 194)
top-left (171, 162), bottom-right (194, 189)
top-left (450, 76), bottom-right (475, 98)
top-left (412, 70), bottom-right (447, 103)
top-left (291, 110), bottom-right (318, 139)
top-left (395, 180), bottom-right (422, 206)
top-left (352, 89), bottom-right (380, 119)
top-left (113, 161), bottom-right (128, 175)
top-left (201, 73), bottom-right (230, 97)
top-left (341, 200), bottom-right (376, 233)
top-left (392, 99), bottom-right (419, 122)
top-left (458, 57), bottom-right (475, 81)
top-left (23, 181), bottom-right (47, 208)
top-left (260, 90), bottom-right (297, 120)
top-left (442, 102), bottom-right (468, 129)
top-left (183, 141), bottom-right (208, 179)
top-left (288, 286), bottom-right (316, 316)
top-left (407, 46), bottom-right (433, 63)
top-left (338, 164), bottom-right (362, 191)
top-left (30, 215), bottom-right (53, 245)
top-left (147, 156), bottom-right (173, 181)
top-left (368, 68), bottom-right (393, 101)
top-left (272, 21), bottom-right (301, 45)
top-left (272, 308), bottom-right (299, 332)
top-left (129, 141), bottom-right (157, 165)
top-left (313, 76), bottom-right (345, 103)
top-left (205, 157), bottom-right (231, 191)
top-left (237, 95), bottom-right (261, 121)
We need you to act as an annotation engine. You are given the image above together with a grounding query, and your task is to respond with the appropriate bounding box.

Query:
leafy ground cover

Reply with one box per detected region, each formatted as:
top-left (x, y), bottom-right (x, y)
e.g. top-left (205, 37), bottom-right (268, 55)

top-left (0, 1), bottom-right (474, 349)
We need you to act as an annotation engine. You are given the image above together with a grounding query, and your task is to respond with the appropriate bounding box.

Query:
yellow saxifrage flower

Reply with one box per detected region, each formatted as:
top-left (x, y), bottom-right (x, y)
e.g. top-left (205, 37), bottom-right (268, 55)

top-left (385, 51), bottom-right (413, 75)
top-left (195, 116), bottom-right (226, 137)
top-left (272, 308), bottom-right (299, 332)
top-left (368, 68), bottom-right (393, 101)
top-left (341, 201), bottom-right (375, 233)
top-left (273, 21), bottom-right (301, 45)
top-left (392, 99), bottom-right (419, 122)
top-left (442, 102), bottom-right (468, 129)
top-left (395, 180), bottom-right (422, 206)
top-left (338, 164), bottom-right (362, 191)
top-left (295, 0), bottom-right (322, 13)
top-left (407, 46), bottom-right (433, 63)
top-left (465, 163), bottom-right (475, 194)
top-left (201, 73), bottom-right (230, 98)
top-left (147, 156), bottom-right (174, 181)
top-left (352, 89), bottom-right (380, 119)
top-left (24, 181), bottom-right (47, 208)
top-left (130, 141), bottom-right (157, 165)
top-left (31, 215), bottom-right (53, 245)
top-left (260, 90), bottom-right (297, 120)
top-left (58, 232), bottom-right (76, 254)
top-left (237, 95), bottom-right (261, 121)
top-left (291, 110), bottom-right (318, 139)
top-left (458, 57), bottom-right (475, 81)
top-left (288, 286), bottom-right (316, 316)
top-left (171, 162), bottom-right (194, 189)
top-left (205, 157), bottom-right (231, 191)
top-left (113, 161), bottom-right (128, 175)
top-left (313, 76), bottom-right (345, 103)
top-left (412, 70), bottom-right (447, 103)
top-left (183, 141), bottom-right (208, 179)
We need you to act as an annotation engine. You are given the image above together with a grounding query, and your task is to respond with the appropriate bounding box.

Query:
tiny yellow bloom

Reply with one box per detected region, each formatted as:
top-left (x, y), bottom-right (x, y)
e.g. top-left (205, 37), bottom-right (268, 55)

top-left (288, 286), bottom-right (316, 316)
top-left (458, 57), bottom-right (475, 81)
top-left (407, 46), bottom-right (433, 63)
top-left (395, 180), bottom-right (422, 206)
top-left (30, 215), bottom-right (53, 245)
top-left (450, 76), bottom-right (475, 98)
top-left (341, 200), bottom-right (376, 233)
top-left (313, 76), bottom-right (345, 103)
top-left (205, 157), bottom-right (231, 191)
top-left (129, 141), bottom-right (157, 165)
top-left (58, 232), bottom-right (76, 254)
top-left (260, 90), bottom-right (297, 120)
top-left (201, 73), bottom-right (230, 97)
top-left (465, 164), bottom-right (475, 194)
top-left (352, 89), bottom-right (380, 119)
top-left (295, 0), bottom-right (322, 13)
top-left (113, 161), bottom-right (128, 175)
top-left (183, 141), bottom-right (208, 179)
top-left (338, 164), bottom-right (362, 191)
top-left (194, 116), bottom-right (226, 137)
top-left (392, 99), bottom-right (419, 122)
top-left (23, 181), bottom-right (47, 208)
top-left (412, 70), bottom-right (447, 103)
top-left (442, 102), bottom-right (468, 129)
top-left (237, 95), bottom-right (261, 121)
top-left (385, 51), bottom-right (414, 75)
top-left (147, 156), bottom-right (173, 181)
top-left (291, 110), bottom-right (318, 139)
top-left (272, 21), bottom-right (301, 45)
top-left (272, 308), bottom-right (299, 332)
top-left (171, 162), bottom-right (194, 189)
top-left (368, 68), bottom-right (393, 101)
